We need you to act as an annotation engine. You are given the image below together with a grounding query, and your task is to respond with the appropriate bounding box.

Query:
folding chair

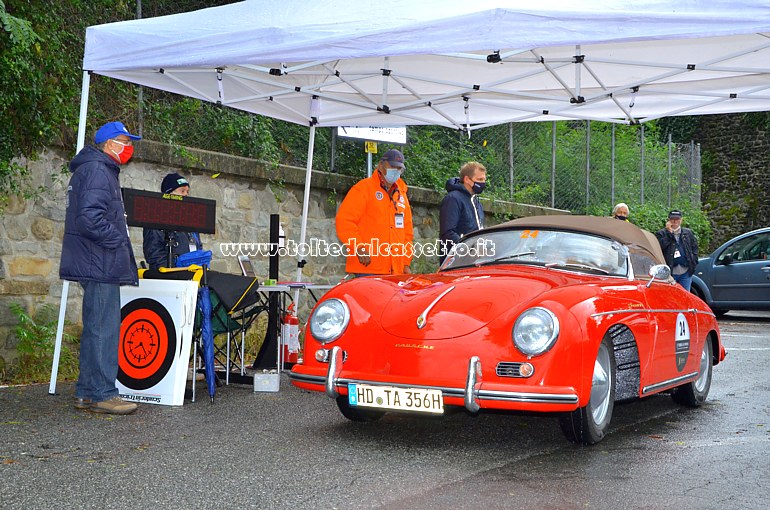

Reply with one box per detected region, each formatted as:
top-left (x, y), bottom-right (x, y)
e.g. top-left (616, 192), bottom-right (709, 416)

top-left (202, 271), bottom-right (267, 384)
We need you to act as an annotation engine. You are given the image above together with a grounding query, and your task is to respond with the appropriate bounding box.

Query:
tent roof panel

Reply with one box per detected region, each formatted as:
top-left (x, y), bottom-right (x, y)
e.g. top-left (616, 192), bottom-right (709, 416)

top-left (84, 1), bottom-right (770, 126)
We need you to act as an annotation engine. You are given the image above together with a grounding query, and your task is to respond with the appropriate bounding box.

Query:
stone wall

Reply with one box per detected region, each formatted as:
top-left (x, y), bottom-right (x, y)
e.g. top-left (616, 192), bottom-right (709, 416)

top-left (0, 140), bottom-right (563, 367)
top-left (695, 114), bottom-right (770, 248)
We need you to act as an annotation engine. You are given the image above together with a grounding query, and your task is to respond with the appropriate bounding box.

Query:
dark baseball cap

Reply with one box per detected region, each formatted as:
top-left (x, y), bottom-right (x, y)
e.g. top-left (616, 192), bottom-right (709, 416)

top-left (668, 210), bottom-right (683, 219)
top-left (380, 149), bottom-right (405, 169)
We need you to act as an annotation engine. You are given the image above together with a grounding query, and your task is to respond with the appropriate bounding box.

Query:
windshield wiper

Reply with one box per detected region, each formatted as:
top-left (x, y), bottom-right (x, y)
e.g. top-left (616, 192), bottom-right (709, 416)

top-left (546, 262), bottom-right (610, 275)
top-left (475, 252), bottom-right (536, 266)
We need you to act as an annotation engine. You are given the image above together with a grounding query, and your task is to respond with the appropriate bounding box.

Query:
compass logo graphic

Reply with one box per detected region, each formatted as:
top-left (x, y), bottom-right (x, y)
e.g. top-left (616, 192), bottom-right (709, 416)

top-left (118, 298), bottom-right (177, 390)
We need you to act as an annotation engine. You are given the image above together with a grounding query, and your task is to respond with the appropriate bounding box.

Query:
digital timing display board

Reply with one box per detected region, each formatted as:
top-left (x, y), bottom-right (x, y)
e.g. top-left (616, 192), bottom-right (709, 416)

top-left (122, 188), bottom-right (216, 234)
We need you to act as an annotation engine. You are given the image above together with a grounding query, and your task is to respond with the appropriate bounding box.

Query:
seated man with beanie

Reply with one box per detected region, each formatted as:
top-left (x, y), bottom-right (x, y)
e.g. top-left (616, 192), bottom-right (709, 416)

top-left (142, 172), bottom-right (203, 269)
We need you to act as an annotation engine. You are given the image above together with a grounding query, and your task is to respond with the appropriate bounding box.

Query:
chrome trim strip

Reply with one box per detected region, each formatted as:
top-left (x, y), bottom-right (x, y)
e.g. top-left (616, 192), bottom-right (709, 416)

top-left (295, 373), bottom-right (578, 406)
top-left (591, 308), bottom-right (697, 318)
top-left (324, 346), bottom-right (343, 398)
top-left (464, 356), bottom-right (482, 413)
top-left (477, 390), bottom-right (578, 404)
top-left (288, 372), bottom-right (325, 385)
top-left (642, 371), bottom-right (698, 395)
top-left (416, 285), bottom-right (455, 329)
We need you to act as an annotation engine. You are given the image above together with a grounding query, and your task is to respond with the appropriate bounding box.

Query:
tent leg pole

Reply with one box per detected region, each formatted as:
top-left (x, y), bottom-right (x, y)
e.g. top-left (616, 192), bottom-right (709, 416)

top-left (75, 71), bottom-right (91, 153)
top-left (293, 125), bottom-right (316, 308)
top-left (48, 281), bottom-right (70, 395)
top-left (50, 71), bottom-right (91, 396)
top-left (226, 330), bottom-right (231, 385)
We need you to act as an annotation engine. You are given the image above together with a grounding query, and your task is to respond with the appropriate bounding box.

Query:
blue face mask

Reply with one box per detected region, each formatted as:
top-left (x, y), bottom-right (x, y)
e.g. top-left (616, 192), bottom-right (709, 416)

top-left (471, 181), bottom-right (486, 194)
top-left (384, 168), bottom-right (401, 185)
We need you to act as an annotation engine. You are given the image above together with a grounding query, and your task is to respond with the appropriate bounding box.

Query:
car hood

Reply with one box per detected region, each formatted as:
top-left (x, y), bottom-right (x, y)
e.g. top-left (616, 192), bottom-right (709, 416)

top-left (377, 268), bottom-right (561, 339)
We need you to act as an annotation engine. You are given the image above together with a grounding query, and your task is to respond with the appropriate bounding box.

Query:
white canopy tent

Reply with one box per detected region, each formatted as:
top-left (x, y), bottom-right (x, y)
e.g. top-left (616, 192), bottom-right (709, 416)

top-left (83, 0), bottom-right (770, 128)
top-left (77, 0), bottom-right (770, 276)
top-left (51, 0), bottom-right (770, 390)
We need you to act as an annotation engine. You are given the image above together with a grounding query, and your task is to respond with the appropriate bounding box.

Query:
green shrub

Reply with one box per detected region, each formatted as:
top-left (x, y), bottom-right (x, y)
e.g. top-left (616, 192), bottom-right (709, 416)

top-left (5, 303), bottom-right (79, 384)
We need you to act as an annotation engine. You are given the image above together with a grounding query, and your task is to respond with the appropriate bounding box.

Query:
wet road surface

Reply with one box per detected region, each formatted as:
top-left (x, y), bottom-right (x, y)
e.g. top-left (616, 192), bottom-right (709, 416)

top-left (1, 311), bottom-right (768, 509)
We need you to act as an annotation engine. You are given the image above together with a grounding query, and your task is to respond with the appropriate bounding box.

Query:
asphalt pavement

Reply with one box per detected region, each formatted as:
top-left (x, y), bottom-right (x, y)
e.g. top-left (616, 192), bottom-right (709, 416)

top-left (1, 311), bottom-right (769, 509)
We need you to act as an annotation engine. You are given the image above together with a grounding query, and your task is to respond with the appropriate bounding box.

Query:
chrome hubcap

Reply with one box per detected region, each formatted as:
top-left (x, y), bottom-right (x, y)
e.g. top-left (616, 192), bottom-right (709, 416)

top-left (590, 343), bottom-right (612, 425)
top-left (694, 341), bottom-right (710, 393)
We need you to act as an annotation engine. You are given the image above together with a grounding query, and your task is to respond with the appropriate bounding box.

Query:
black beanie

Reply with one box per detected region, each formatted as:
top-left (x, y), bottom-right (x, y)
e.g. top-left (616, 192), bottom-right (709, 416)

top-left (161, 173), bottom-right (189, 194)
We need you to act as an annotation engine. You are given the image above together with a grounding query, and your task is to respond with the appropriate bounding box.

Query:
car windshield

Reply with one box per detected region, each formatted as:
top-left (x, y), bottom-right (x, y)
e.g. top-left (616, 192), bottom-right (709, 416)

top-left (441, 229), bottom-right (629, 277)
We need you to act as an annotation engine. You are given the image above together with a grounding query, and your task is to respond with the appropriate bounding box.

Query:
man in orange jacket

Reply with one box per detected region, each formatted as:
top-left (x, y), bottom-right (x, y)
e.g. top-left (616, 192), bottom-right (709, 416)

top-left (336, 149), bottom-right (413, 276)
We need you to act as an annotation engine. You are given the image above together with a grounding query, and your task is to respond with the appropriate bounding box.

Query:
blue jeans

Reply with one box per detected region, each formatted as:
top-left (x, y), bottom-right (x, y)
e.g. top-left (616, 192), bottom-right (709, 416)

top-left (674, 272), bottom-right (692, 292)
top-left (76, 281), bottom-right (121, 402)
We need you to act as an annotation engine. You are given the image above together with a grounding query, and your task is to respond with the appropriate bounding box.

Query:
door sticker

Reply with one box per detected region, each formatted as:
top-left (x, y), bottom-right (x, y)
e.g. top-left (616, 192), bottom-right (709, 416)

top-left (675, 312), bottom-right (690, 372)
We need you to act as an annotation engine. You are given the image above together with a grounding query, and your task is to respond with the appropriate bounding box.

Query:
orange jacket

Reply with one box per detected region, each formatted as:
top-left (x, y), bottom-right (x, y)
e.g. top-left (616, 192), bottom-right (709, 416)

top-left (336, 172), bottom-right (413, 275)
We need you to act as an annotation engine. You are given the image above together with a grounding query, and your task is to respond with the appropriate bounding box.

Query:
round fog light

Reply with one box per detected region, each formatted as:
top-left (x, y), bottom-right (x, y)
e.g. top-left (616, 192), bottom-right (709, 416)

top-left (519, 362), bottom-right (534, 377)
top-left (315, 349), bottom-right (329, 362)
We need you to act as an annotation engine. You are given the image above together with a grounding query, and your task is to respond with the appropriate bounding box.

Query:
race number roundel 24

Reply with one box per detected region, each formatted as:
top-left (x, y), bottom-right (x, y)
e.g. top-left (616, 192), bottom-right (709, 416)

top-left (118, 298), bottom-right (177, 390)
top-left (674, 312), bottom-right (691, 372)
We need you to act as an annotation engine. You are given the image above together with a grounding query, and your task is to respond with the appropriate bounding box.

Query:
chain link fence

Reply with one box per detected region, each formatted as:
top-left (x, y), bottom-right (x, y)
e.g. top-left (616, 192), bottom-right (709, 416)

top-left (468, 121), bottom-right (701, 214)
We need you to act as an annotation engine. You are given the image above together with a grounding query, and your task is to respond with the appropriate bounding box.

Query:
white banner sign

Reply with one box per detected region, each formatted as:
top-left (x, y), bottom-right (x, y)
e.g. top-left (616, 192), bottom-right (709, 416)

top-left (337, 126), bottom-right (407, 144)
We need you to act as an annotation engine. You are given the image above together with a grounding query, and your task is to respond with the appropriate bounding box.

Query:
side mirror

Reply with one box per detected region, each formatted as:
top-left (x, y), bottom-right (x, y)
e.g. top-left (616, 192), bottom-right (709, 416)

top-left (646, 264), bottom-right (671, 288)
top-left (721, 253), bottom-right (734, 265)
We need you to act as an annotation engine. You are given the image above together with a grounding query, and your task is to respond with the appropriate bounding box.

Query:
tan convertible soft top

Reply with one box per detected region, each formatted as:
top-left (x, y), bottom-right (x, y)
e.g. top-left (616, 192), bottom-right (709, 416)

top-left (486, 215), bottom-right (666, 266)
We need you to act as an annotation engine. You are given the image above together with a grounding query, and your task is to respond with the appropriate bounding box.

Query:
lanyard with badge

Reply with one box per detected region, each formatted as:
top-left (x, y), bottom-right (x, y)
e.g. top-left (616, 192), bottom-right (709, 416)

top-left (188, 232), bottom-right (199, 252)
top-left (673, 236), bottom-right (684, 260)
top-left (389, 188), bottom-right (405, 229)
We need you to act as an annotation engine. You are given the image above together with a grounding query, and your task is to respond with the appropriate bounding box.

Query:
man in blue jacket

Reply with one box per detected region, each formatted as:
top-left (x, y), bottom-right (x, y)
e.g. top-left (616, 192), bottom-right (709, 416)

top-left (60, 121), bottom-right (141, 415)
top-left (439, 161), bottom-right (487, 264)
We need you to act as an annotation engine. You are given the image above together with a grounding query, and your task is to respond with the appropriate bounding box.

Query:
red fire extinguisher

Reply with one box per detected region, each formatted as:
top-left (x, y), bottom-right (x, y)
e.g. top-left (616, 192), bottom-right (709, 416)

top-left (281, 303), bottom-right (300, 367)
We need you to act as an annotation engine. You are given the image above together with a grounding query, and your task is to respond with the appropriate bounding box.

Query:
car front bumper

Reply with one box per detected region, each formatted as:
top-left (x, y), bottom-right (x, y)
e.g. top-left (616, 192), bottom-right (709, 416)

top-left (290, 346), bottom-right (579, 413)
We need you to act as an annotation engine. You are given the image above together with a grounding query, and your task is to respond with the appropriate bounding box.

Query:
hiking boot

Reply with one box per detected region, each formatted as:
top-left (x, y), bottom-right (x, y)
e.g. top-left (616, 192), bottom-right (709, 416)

top-left (74, 397), bottom-right (93, 410)
top-left (89, 397), bottom-right (138, 415)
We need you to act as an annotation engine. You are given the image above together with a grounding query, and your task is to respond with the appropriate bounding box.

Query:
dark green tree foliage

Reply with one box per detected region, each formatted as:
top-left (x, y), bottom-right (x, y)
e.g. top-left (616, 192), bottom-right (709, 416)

top-left (1, 1), bottom-right (136, 209)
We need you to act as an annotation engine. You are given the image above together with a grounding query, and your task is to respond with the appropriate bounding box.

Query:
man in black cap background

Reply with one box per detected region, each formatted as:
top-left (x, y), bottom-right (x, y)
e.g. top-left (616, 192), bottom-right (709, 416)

top-left (655, 209), bottom-right (699, 291)
top-left (60, 121), bottom-right (141, 415)
top-left (142, 172), bottom-right (203, 269)
top-left (336, 149), bottom-right (413, 276)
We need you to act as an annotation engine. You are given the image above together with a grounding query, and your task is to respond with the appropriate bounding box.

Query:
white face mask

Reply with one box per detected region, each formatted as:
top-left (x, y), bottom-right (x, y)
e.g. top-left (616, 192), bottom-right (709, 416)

top-left (384, 168), bottom-right (401, 185)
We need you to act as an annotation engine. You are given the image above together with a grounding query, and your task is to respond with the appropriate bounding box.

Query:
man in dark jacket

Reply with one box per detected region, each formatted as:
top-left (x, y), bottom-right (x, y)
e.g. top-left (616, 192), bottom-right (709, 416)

top-left (655, 209), bottom-right (699, 291)
top-left (142, 173), bottom-right (203, 269)
top-left (439, 161), bottom-right (486, 263)
top-left (60, 121), bottom-right (140, 415)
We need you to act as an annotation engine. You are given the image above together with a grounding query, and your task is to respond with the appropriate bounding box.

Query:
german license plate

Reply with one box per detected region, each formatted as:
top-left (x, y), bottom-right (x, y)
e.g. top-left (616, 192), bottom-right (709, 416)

top-left (348, 383), bottom-right (444, 414)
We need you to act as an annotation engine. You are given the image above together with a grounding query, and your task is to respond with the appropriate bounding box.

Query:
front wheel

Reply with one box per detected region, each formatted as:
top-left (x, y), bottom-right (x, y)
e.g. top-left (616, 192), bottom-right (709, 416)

top-left (336, 395), bottom-right (385, 422)
top-left (560, 336), bottom-right (616, 445)
top-left (672, 338), bottom-right (713, 407)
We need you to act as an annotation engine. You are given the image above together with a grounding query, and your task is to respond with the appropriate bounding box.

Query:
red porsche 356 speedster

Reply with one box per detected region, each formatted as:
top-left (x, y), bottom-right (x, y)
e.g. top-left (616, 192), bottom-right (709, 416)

top-left (290, 215), bottom-right (726, 444)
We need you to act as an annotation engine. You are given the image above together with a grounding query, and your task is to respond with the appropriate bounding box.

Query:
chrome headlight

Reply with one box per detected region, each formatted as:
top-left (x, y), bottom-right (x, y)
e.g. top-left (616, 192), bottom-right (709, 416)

top-left (309, 299), bottom-right (350, 344)
top-left (512, 307), bottom-right (560, 357)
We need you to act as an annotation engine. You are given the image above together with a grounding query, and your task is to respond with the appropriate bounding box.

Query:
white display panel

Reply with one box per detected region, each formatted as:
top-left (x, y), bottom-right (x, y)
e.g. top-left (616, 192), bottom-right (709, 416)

top-left (117, 280), bottom-right (198, 406)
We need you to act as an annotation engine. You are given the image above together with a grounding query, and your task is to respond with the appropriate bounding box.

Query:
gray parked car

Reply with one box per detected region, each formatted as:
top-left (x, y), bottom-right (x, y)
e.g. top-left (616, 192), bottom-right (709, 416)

top-left (691, 227), bottom-right (770, 315)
